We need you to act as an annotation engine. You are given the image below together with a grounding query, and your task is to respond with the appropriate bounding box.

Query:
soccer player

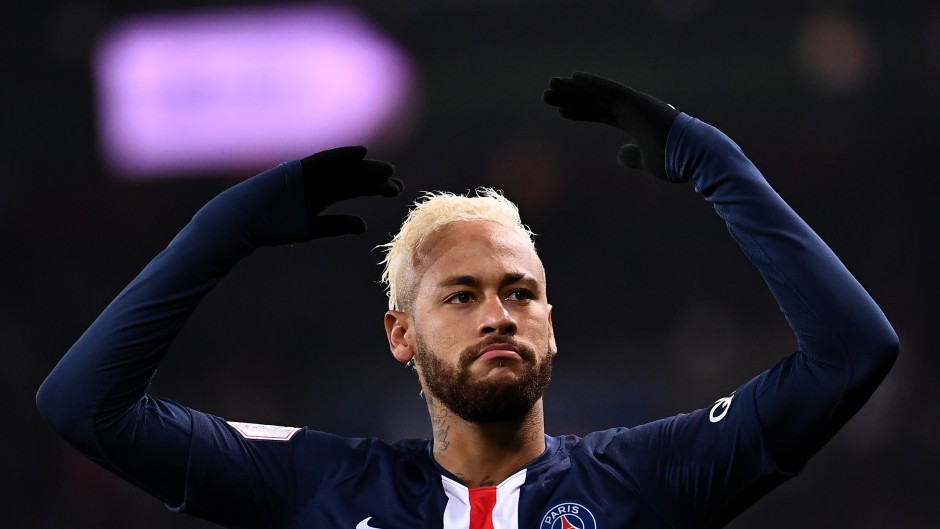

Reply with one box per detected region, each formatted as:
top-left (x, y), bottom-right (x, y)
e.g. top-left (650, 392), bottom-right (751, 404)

top-left (37, 73), bottom-right (898, 529)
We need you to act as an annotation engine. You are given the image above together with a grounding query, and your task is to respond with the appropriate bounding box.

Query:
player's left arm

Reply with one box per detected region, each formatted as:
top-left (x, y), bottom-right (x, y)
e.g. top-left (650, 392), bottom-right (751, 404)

top-left (545, 73), bottom-right (898, 523)
top-left (663, 112), bottom-right (899, 469)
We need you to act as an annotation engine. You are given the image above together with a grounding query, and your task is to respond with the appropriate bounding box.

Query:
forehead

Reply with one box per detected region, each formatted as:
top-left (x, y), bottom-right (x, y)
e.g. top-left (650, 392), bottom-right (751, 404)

top-left (412, 220), bottom-right (544, 288)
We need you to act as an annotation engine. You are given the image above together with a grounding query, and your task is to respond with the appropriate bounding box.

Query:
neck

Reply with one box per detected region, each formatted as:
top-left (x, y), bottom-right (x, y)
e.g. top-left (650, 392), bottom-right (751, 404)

top-left (426, 396), bottom-right (546, 488)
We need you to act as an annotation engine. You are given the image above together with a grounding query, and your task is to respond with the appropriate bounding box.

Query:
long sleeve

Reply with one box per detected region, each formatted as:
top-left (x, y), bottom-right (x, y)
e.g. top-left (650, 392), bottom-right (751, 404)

top-left (598, 114), bottom-right (899, 529)
top-left (35, 160), bottom-right (310, 506)
top-left (666, 113), bottom-right (898, 468)
top-left (656, 113), bottom-right (898, 527)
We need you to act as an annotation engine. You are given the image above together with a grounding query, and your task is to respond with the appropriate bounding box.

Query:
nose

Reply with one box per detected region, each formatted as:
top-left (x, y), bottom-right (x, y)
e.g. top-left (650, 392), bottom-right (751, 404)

top-left (477, 295), bottom-right (518, 336)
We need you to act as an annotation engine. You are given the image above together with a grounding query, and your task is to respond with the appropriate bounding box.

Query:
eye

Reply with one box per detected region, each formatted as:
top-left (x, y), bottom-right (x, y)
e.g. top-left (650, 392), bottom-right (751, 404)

top-left (444, 292), bottom-right (474, 304)
top-left (505, 289), bottom-right (534, 302)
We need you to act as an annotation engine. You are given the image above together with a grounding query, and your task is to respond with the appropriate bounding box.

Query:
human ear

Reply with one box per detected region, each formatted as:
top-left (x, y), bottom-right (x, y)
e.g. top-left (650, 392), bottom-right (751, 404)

top-left (547, 304), bottom-right (558, 355)
top-left (384, 310), bottom-right (414, 364)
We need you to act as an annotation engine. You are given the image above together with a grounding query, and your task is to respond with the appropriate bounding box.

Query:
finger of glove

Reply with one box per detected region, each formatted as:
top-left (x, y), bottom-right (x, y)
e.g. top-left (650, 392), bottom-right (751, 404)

top-left (617, 143), bottom-right (678, 182)
top-left (328, 160), bottom-right (401, 202)
top-left (546, 77), bottom-right (588, 99)
top-left (384, 177), bottom-right (405, 197)
top-left (616, 144), bottom-right (643, 169)
top-left (542, 89), bottom-right (573, 107)
top-left (303, 145), bottom-right (368, 168)
top-left (544, 78), bottom-right (597, 107)
top-left (557, 106), bottom-right (609, 124)
top-left (571, 72), bottom-right (631, 101)
top-left (309, 214), bottom-right (367, 238)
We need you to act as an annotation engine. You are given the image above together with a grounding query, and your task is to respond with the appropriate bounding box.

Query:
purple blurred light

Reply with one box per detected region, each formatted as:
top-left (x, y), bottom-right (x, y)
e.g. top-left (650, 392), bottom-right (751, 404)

top-left (94, 5), bottom-right (414, 180)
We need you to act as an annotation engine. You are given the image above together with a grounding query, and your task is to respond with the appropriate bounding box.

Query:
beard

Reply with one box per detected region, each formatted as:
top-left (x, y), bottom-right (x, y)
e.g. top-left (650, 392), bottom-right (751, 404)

top-left (413, 333), bottom-right (553, 424)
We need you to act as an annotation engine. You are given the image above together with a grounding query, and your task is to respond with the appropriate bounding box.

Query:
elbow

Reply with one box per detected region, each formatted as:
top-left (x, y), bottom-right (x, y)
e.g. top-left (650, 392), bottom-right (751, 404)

top-left (880, 326), bottom-right (900, 372)
top-left (875, 320), bottom-right (899, 369)
top-left (36, 374), bottom-right (75, 435)
top-left (36, 373), bottom-right (98, 455)
top-left (858, 323), bottom-right (900, 388)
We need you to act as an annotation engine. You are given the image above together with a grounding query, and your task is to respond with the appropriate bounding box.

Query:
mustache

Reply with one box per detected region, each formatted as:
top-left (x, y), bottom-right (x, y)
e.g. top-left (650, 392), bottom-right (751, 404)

top-left (459, 337), bottom-right (537, 367)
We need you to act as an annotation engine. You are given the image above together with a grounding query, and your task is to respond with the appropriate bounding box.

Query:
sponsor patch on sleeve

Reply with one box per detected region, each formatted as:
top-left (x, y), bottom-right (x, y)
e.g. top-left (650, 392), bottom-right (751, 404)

top-left (227, 421), bottom-right (301, 441)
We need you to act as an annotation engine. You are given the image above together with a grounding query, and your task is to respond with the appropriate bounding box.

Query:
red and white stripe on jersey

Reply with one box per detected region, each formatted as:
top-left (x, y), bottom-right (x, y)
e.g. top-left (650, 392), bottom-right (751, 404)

top-left (441, 469), bottom-right (526, 529)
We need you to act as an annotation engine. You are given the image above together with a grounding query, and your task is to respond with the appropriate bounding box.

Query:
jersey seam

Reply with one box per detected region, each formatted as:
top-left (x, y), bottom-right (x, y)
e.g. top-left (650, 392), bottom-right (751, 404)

top-left (92, 395), bottom-right (194, 506)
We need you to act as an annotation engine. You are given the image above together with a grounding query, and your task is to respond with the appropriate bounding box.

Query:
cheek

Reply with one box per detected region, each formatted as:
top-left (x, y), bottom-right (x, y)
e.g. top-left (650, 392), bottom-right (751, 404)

top-left (519, 305), bottom-right (551, 327)
top-left (512, 311), bottom-right (550, 342)
top-left (414, 317), bottom-right (461, 354)
top-left (425, 329), bottom-right (453, 350)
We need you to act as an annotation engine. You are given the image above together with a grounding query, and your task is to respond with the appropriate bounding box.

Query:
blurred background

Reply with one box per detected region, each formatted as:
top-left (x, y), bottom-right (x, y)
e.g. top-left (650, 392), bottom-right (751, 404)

top-left (4, 0), bottom-right (938, 527)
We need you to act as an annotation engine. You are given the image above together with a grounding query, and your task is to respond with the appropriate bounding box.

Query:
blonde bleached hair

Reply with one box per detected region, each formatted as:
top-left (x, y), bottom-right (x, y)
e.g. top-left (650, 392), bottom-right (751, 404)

top-left (379, 187), bottom-right (537, 311)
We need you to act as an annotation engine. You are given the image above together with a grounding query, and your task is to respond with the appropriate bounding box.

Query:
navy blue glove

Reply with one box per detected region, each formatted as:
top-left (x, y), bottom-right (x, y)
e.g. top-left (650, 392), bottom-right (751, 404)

top-left (300, 146), bottom-right (403, 238)
top-left (543, 72), bottom-right (681, 182)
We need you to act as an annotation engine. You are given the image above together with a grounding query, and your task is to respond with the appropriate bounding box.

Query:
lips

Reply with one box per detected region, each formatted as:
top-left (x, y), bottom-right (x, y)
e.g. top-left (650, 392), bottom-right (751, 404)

top-left (475, 343), bottom-right (522, 362)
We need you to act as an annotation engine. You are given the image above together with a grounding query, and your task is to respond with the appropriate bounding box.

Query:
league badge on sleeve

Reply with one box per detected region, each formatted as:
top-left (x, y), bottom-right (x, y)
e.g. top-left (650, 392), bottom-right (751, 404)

top-left (227, 421), bottom-right (301, 441)
top-left (541, 502), bottom-right (597, 529)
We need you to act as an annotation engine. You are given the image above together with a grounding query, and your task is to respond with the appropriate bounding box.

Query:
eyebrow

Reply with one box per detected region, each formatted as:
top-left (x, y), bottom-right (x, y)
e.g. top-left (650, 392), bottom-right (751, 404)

top-left (435, 273), bottom-right (539, 291)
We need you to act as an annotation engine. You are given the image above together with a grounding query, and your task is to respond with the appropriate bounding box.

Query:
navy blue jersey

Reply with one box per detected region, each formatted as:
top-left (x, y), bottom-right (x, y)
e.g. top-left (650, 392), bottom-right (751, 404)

top-left (177, 381), bottom-right (768, 529)
top-left (37, 114), bottom-right (898, 529)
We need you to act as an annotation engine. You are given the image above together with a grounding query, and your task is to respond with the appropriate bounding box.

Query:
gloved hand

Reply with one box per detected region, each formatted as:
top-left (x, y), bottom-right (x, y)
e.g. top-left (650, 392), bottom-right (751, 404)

top-left (300, 146), bottom-right (403, 238)
top-left (543, 72), bottom-right (682, 182)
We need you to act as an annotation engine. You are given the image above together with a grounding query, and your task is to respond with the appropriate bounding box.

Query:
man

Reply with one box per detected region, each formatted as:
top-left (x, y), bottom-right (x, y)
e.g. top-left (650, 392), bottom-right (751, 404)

top-left (37, 73), bottom-right (898, 528)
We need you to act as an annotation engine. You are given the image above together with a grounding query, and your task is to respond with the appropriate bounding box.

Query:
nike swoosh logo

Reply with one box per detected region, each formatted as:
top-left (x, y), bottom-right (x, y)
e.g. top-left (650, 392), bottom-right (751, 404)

top-left (357, 517), bottom-right (383, 529)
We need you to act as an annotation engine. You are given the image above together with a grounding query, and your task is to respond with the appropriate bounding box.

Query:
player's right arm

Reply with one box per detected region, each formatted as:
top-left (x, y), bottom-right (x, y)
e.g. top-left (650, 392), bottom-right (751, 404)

top-left (35, 147), bottom-right (401, 513)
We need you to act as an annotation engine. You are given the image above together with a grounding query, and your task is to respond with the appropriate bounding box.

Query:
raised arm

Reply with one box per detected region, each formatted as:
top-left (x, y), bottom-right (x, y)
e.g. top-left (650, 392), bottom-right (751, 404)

top-left (35, 147), bottom-right (402, 507)
top-left (664, 111), bottom-right (898, 469)
top-left (545, 73), bottom-right (898, 524)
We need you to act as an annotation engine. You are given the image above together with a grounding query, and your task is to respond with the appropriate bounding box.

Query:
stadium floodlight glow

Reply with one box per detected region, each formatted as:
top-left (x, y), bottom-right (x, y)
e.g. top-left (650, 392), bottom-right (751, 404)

top-left (94, 5), bottom-right (415, 180)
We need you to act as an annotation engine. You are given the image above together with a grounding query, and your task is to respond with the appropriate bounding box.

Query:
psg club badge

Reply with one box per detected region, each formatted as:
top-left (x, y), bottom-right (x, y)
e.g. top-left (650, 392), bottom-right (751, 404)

top-left (541, 502), bottom-right (597, 529)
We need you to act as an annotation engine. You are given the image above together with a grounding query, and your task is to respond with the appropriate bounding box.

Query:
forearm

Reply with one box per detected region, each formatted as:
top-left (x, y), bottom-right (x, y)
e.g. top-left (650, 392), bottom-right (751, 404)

top-left (667, 114), bottom-right (898, 467)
